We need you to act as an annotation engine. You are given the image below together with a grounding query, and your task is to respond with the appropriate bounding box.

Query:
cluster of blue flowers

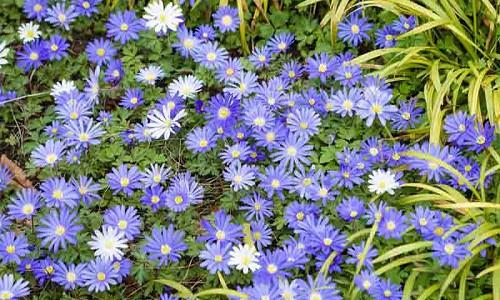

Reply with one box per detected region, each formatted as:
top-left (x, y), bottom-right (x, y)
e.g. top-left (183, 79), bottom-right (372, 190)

top-left (0, 1), bottom-right (497, 299)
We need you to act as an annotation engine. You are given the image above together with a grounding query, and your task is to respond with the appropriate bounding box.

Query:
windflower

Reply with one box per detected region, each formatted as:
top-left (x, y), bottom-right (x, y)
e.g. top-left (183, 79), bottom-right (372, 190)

top-left (146, 105), bottom-right (187, 140)
top-left (367, 169), bottom-right (400, 195)
top-left (228, 243), bottom-right (261, 274)
top-left (143, 0), bottom-right (183, 34)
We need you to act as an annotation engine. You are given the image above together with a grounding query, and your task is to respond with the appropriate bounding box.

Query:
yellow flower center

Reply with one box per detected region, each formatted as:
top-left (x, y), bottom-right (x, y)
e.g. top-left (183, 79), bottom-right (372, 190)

top-left (29, 52), bottom-right (39, 61)
top-left (66, 272), bottom-right (76, 282)
top-left (120, 23), bottom-right (129, 31)
top-left (214, 255), bottom-right (223, 262)
top-left (371, 104), bottom-right (382, 114)
top-left (225, 68), bottom-right (234, 75)
top-left (385, 34), bottom-right (394, 41)
top-left (386, 221), bottom-right (396, 231)
top-left (345, 72), bottom-right (352, 79)
top-left (183, 39), bottom-right (194, 49)
top-left (318, 188), bottom-right (328, 197)
top-left (160, 244), bottom-right (171, 255)
top-left (384, 290), bottom-right (392, 297)
top-left (296, 211), bottom-right (304, 221)
top-left (342, 100), bottom-right (353, 110)
top-left (464, 165), bottom-right (472, 172)
top-left (96, 48), bottom-right (105, 57)
top-left (50, 44), bottom-right (59, 51)
top-left (216, 230), bottom-right (226, 240)
top-left (323, 238), bottom-right (332, 246)
top-left (231, 150), bottom-right (240, 158)
top-left (402, 112), bottom-right (411, 120)
top-left (130, 97), bottom-right (138, 104)
top-left (434, 226), bottom-right (444, 236)
top-left (258, 55), bottom-right (266, 62)
top-left (52, 190), bottom-right (63, 199)
top-left (34, 4), bottom-right (42, 12)
top-left (82, 1), bottom-right (91, 9)
top-left (206, 52), bottom-right (217, 61)
top-left (120, 177), bottom-right (129, 187)
top-left (363, 280), bottom-right (371, 289)
top-left (6, 245), bottom-right (15, 254)
top-left (303, 178), bottom-right (312, 186)
top-left (151, 195), bottom-right (160, 204)
top-left (58, 14), bottom-right (66, 22)
top-left (79, 133), bottom-right (90, 142)
top-left (350, 211), bottom-right (358, 218)
top-left (97, 272), bottom-right (106, 281)
top-left (351, 25), bottom-right (360, 34)
top-left (22, 204), bottom-right (34, 215)
top-left (118, 220), bottom-right (128, 230)
top-left (54, 225), bottom-right (66, 236)
top-left (222, 15), bottom-right (233, 26)
top-left (318, 63), bottom-right (327, 73)
top-left (310, 293), bottom-right (322, 300)
top-left (113, 262), bottom-right (121, 271)
top-left (419, 218), bottom-right (427, 226)
top-left (444, 243), bottom-right (455, 255)
top-left (288, 71), bottom-right (295, 78)
top-left (299, 122), bottom-right (308, 129)
top-left (0, 291), bottom-right (13, 299)
top-left (266, 264), bottom-right (278, 274)
top-left (174, 196), bottom-right (184, 204)
top-left (253, 117), bottom-right (265, 127)
top-left (46, 153), bottom-right (58, 164)
top-left (253, 232), bottom-right (261, 240)
top-left (271, 179), bottom-right (280, 188)
top-left (287, 146), bottom-right (297, 156)
top-left (218, 107), bottom-right (230, 119)
top-left (476, 135), bottom-right (486, 145)
top-left (45, 266), bottom-right (54, 274)
top-left (392, 153), bottom-right (400, 160)
top-left (199, 139), bottom-right (208, 147)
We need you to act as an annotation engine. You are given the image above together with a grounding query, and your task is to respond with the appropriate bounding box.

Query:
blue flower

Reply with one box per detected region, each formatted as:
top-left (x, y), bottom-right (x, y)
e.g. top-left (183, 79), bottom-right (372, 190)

top-left (462, 120), bottom-right (495, 153)
top-left (213, 6), bottom-right (239, 33)
top-left (378, 208), bottom-right (408, 240)
top-left (306, 53), bottom-right (335, 83)
top-left (44, 35), bottom-right (69, 61)
top-left (72, 0), bottom-right (101, 17)
top-left (266, 32), bottom-right (295, 54)
top-left (0, 232), bottom-right (30, 264)
top-left (409, 206), bottom-right (437, 235)
top-left (407, 142), bottom-right (451, 183)
top-left (104, 205), bottom-right (142, 240)
top-left (140, 185), bottom-right (167, 212)
top-left (249, 46), bottom-right (272, 69)
top-left (372, 278), bottom-right (402, 300)
top-left (173, 26), bottom-right (200, 57)
top-left (45, 3), bottom-right (78, 30)
top-left (247, 282), bottom-right (280, 300)
top-left (104, 59), bottom-right (124, 84)
top-left (254, 250), bottom-right (290, 282)
top-left (205, 93), bottom-right (240, 131)
top-left (143, 225), bottom-right (187, 267)
top-left (331, 87), bottom-right (362, 117)
top-left (16, 40), bottom-right (47, 72)
top-left (194, 24), bottom-right (216, 41)
top-left (36, 208), bottom-right (83, 252)
top-left (355, 270), bottom-right (379, 293)
top-left (286, 107), bottom-right (321, 139)
top-left (272, 132), bottom-right (313, 171)
top-left (0, 215), bottom-right (12, 233)
top-left (259, 164), bottom-right (293, 200)
top-left (53, 261), bottom-right (86, 290)
top-left (85, 38), bottom-right (117, 66)
top-left (346, 241), bottom-right (378, 269)
top-left (216, 57), bottom-right (242, 83)
top-left (168, 171), bottom-right (204, 206)
top-left (392, 15), bottom-right (416, 33)
top-left (240, 192), bottom-right (274, 221)
top-left (40, 177), bottom-right (80, 208)
top-left (336, 196), bottom-right (365, 222)
top-left (112, 258), bottom-right (132, 283)
top-left (32, 258), bottom-right (55, 285)
top-left (280, 60), bottom-right (304, 83)
top-left (199, 242), bottom-right (231, 274)
top-left (106, 10), bottom-right (143, 44)
top-left (71, 175), bottom-right (102, 206)
top-left (334, 63), bottom-right (362, 87)
top-left (225, 71), bottom-right (259, 99)
top-left (24, 0), bottom-right (48, 21)
top-left (193, 42), bottom-right (228, 69)
top-left (250, 220), bottom-right (272, 251)
top-left (199, 210), bottom-right (243, 245)
top-left (220, 142), bottom-right (251, 165)
top-left (0, 274), bottom-right (30, 299)
top-left (0, 166), bottom-right (12, 192)
top-left (296, 275), bottom-right (342, 300)
top-left (375, 25), bottom-right (398, 48)
top-left (106, 164), bottom-right (142, 196)
top-left (391, 98), bottom-right (423, 131)
top-left (119, 88), bottom-right (144, 109)
top-left (82, 258), bottom-right (119, 292)
top-left (242, 100), bottom-right (275, 131)
top-left (223, 161), bottom-right (257, 191)
top-left (186, 126), bottom-right (217, 153)
top-left (338, 12), bottom-right (372, 46)
top-left (140, 163), bottom-right (171, 188)
top-left (330, 163), bottom-right (364, 189)
top-left (357, 90), bottom-right (398, 126)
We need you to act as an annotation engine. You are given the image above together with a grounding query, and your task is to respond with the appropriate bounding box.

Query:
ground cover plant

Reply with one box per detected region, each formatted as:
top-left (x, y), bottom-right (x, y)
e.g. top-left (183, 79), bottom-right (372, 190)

top-left (0, 0), bottom-right (499, 299)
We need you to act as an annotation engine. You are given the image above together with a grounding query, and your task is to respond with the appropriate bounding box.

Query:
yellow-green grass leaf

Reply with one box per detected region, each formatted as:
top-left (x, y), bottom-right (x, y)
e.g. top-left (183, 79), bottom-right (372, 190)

top-left (346, 228), bottom-right (371, 244)
top-left (469, 228), bottom-right (500, 249)
top-left (479, 0), bottom-right (497, 20)
top-left (402, 270), bottom-right (419, 300)
top-left (236, 0), bottom-right (250, 55)
top-left (477, 261), bottom-right (500, 278)
top-left (439, 244), bottom-right (490, 298)
top-left (349, 220), bottom-right (379, 295)
top-left (400, 183), bottom-right (456, 202)
top-left (461, 222), bottom-right (497, 243)
top-left (429, 108), bottom-right (445, 145)
top-left (242, 223), bottom-right (254, 247)
top-left (474, 294), bottom-right (493, 300)
top-left (217, 271), bottom-right (228, 289)
top-left (493, 268), bottom-right (500, 300)
top-left (398, 194), bottom-right (447, 206)
top-left (417, 284), bottom-right (440, 300)
top-left (437, 203), bottom-right (500, 210)
top-left (401, 151), bottom-right (481, 200)
top-left (374, 253), bottom-right (433, 276)
top-left (349, 48), bottom-right (406, 65)
top-left (219, 0), bottom-right (229, 6)
top-left (397, 19), bottom-right (449, 40)
top-left (459, 261), bottom-right (472, 300)
top-left (468, 68), bottom-right (489, 118)
top-left (319, 251), bottom-right (337, 277)
top-left (372, 241), bottom-right (433, 264)
top-left (156, 279), bottom-right (193, 298)
top-left (493, 89), bottom-right (500, 131)
top-left (296, 0), bottom-right (324, 8)
top-left (195, 288), bottom-right (249, 299)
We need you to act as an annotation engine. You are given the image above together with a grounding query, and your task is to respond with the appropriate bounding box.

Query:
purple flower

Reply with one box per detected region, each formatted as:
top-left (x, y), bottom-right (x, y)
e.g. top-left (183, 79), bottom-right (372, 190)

top-left (286, 107), bottom-right (321, 139)
top-left (16, 40), bottom-right (47, 72)
top-left (173, 26), bottom-right (200, 57)
top-left (462, 120), bottom-right (495, 153)
top-left (306, 53), bottom-right (335, 83)
top-left (407, 142), bottom-right (451, 183)
top-left (143, 225), bottom-right (187, 267)
top-left (375, 25), bottom-right (398, 48)
top-left (199, 210), bottom-right (243, 246)
top-left (192, 42), bottom-right (228, 69)
top-left (378, 208), bottom-right (408, 240)
top-left (104, 59), bottom-right (124, 84)
top-left (53, 261), bottom-right (86, 290)
top-left (356, 90), bottom-right (398, 126)
top-left (280, 60), bottom-right (304, 83)
top-left (40, 177), bottom-right (80, 209)
top-left (296, 275), bottom-right (342, 300)
top-left (336, 196), bottom-right (365, 222)
top-left (271, 132), bottom-right (313, 171)
top-left (44, 35), bottom-right (69, 61)
top-left (199, 242), bottom-right (231, 274)
top-left (355, 270), bottom-right (379, 292)
top-left (72, 0), bottom-right (101, 17)
top-left (213, 6), bottom-right (239, 33)
top-left (392, 15), bottom-right (416, 33)
top-left (36, 208), bottom-right (83, 252)
top-left (346, 241), bottom-right (378, 269)
top-left (194, 24), bottom-right (216, 41)
top-left (0, 232), bottom-right (30, 264)
top-left (331, 87), bottom-right (362, 117)
top-left (140, 185), bottom-right (167, 212)
top-left (334, 63), bottom-right (362, 87)
top-left (391, 98), bottom-right (423, 131)
top-left (71, 175), bottom-right (102, 206)
top-left (85, 38), bottom-right (117, 66)
top-left (338, 12), bottom-right (372, 46)
top-left (8, 188), bottom-right (41, 220)
top-left (249, 46), bottom-right (272, 69)
top-left (65, 118), bottom-right (105, 149)
top-left (373, 278), bottom-right (402, 300)
top-left (104, 205), bottom-right (141, 240)
top-left (240, 192), bottom-right (274, 221)
top-left (266, 32), bottom-right (295, 54)
top-left (45, 3), bottom-right (78, 30)
top-left (444, 111), bottom-right (475, 144)
top-left (106, 10), bottom-right (143, 44)
top-left (223, 161), bottom-right (257, 191)
top-left (120, 88), bottom-right (144, 109)
top-left (259, 164), bottom-right (293, 200)
top-left (106, 164), bottom-right (142, 196)
top-left (432, 238), bottom-right (470, 268)
top-left (216, 57), bottom-right (242, 83)
top-left (81, 258), bottom-right (119, 292)
top-left (186, 126), bottom-right (217, 153)
top-left (24, 0), bottom-right (48, 21)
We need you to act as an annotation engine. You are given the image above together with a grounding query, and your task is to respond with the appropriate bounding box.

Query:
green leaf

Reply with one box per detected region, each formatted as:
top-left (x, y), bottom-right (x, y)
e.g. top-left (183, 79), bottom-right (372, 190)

top-left (403, 270), bottom-right (419, 300)
top-left (372, 241), bottom-right (433, 264)
top-left (155, 279), bottom-right (193, 298)
top-left (416, 284), bottom-right (440, 300)
top-left (194, 288), bottom-right (249, 299)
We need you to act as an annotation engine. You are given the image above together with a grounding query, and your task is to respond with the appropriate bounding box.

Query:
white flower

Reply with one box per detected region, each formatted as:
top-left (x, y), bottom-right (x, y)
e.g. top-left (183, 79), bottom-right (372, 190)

top-left (0, 41), bottom-right (9, 67)
top-left (18, 22), bottom-right (41, 44)
top-left (168, 75), bottom-right (203, 99)
top-left (368, 169), bottom-right (400, 195)
top-left (143, 0), bottom-right (183, 34)
top-left (146, 105), bottom-right (187, 140)
top-left (88, 226), bottom-right (128, 261)
top-left (136, 65), bottom-right (165, 85)
top-left (228, 243), bottom-right (260, 274)
top-left (50, 80), bottom-right (77, 97)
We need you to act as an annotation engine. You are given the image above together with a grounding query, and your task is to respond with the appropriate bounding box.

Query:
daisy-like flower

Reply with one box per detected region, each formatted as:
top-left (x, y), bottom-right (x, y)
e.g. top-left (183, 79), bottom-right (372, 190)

top-left (140, 186), bottom-right (167, 211)
top-left (338, 12), bottom-right (372, 46)
top-left (368, 169), bottom-right (400, 195)
top-left (267, 32), bottom-right (295, 54)
top-left (306, 53), bottom-right (335, 83)
top-left (81, 258), bottom-right (119, 292)
top-left (216, 57), bottom-right (242, 83)
top-left (88, 226), bottom-right (128, 261)
top-left (72, 175), bottom-right (102, 206)
top-left (199, 242), bottom-right (231, 274)
top-left (168, 75), bottom-right (203, 99)
top-left (375, 25), bottom-right (398, 48)
top-left (213, 6), bottom-right (239, 33)
top-left (407, 142), bottom-right (450, 183)
top-left (45, 3), bottom-right (78, 30)
top-left (373, 278), bottom-right (403, 300)
top-left (31, 139), bottom-right (65, 167)
top-left (0, 41), bottom-right (9, 68)
top-left (336, 196), bottom-right (365, 222)
top-left (223, 161), bottom-right (257, 191)
top-left (18, 22), bottom-right (41, 44)
top-left (40, 177), bottom-right (80, 208)
top-left (271, 132), bottom-right (313, 171)
top-left (462, 120), bottom-right (495, 153)
top-left (143, 225), bottom-right (187, 267)
top-left (143, 0), bottom-right (184, 34)
top-left (85, 38), bottom-right (116, 66)
top-left (173, 26), bottom-right (200, 57)
top-left (44, 35), bottom-right (69, 61)
top-left (432, 238), bottom-right (470, 269)
top-left (193, 41), bottom-right (229, 69)
top-left (24, 0), bottom-right (48, 21)
top-left (392, 15), bottom-right (416, 33)
top-left (331, 87), bottom-right (362, 117)
top-left (16, 40), bottom-right (47, 72)
top-left (186, 126), bottom-right (217, 153)
top-left (32, 258), bottom-right (55, 285)
top-left (195, 24), bottom-right (216, 41)
top-left (355, 270), bottom-right (379, 293)
top-left (259, 164), bottom-right (293, 200)
top-left (357, 90), bottom-right (398, 126)
top-left (378, 208), bottom-right (408, 240)
top-left (36, 208), bottom-right (83, 252)
top-left (240, 192), bottom-right (274, 221)
top-left (106, 164), bottom-right (142, 196)
top-left (391, 98), bottom-right (423, 131)
top-left (65, 118), bottom-right (105, 149)
top-left (280, 60), bottom-right (303, 83)
top-left (286, 107), bottom-right (321, 139)
top-left (119, 88), bottom-right (143, 109)
top-left (0, 274), bottom-right (30, 299)
top-left (296, 275), bottom-right (342, 300)
top-left (249, 46), bottom-right (272, 69)
top-left (346, 241), bottom-right (378, 269)
top-left (8, 188), bottom-right (41, 220)
top-left (146, 105), bottom-right (187, 140)
top-left (85, 67), bottom-right (101, 103)
top-left (0, 232), bottom-right (30, 264)
top-left (53, 261), bottom-right (86, 290)
top-left (444, 111), bottom-right (475, 144)
top-left (103, 59), bottom-right (124, 84)
top-left (106, 10), bottom-right (143, 44)
top-left (103, 206), bottom-right (141, 240)
top-left (72, 0), bottom-right (101, 17)
top-left (228, 243), bottom-right (260, 274)
top-left (135, 65), bottom-right (165, 85)
top-left (334, 63), bottom-right (362, 87)
top-left (140, 163), bottom-right (171, 187)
